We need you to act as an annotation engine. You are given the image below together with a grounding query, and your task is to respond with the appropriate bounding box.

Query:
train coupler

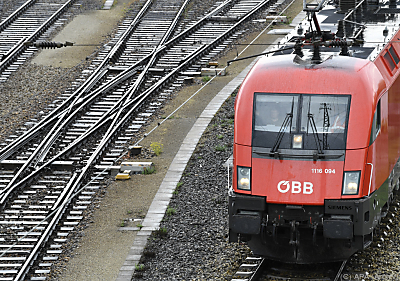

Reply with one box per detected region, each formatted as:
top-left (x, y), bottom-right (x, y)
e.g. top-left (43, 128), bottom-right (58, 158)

top-left (312, 223), bottom-right (318, 245)
top-left (272, 222), bottom-right (278, 244)
top-left (289, 220), bottom-right (299, 246)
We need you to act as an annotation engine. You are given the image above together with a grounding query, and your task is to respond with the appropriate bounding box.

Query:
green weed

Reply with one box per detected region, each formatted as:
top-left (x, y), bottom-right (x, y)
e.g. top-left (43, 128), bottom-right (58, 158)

top-left (215, 145), bottom-right (227, 152)
top-left (202, 76), bottom-right (211, 82)
top-left (135, 264), bottom-right (145, 271)
top-left (142, 166), bottom-right (156, 174)
top-left (150, 142), bottom-right (164, 156)
top-left (155, 227), bottom-right (168, 238)
top-left (166, 207), bottom-right (176, 216)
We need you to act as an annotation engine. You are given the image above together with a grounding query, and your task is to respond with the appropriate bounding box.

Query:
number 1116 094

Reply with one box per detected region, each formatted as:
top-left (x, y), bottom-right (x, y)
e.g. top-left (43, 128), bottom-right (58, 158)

top-left (312, 169), bottom-right (335, 174)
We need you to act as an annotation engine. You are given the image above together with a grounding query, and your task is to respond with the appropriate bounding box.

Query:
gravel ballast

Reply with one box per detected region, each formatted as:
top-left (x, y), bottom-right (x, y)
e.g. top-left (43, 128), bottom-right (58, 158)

top-left (132, 91), bottom-right (250, 280)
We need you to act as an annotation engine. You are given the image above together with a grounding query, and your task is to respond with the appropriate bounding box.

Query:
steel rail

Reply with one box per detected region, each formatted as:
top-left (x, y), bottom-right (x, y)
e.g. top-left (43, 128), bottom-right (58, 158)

top-left (57, 51), bottom-right (207, 209)
top-left (121, 0), bottom-right (236, 103)
top-left (333, 260), bottom-right (348, 281)
top-left (0, 0), bottom-right (261, 205)
top-left (0, 56), bottom-right (149, 162)
top-left (249, 258), bottom-right (267, 281)
top-left (106, 0), bottom-right (154, 64)
top-left (11, 172), bottom-right (78, 281)
top-left (75, 0), bottom-right (273, 169)
top-left (0, 6), bottom-right (163, 161)
top-left (0, 57), bottom-right (146, 190)
top-left (122, 0), bottom-right (273, 106)
top-left (160, 0), bottom-right (235, 50)
top-left (0, 0), bottom-right (234, 162)
top-left (0, 0), bottom-right (270, 203)
top-left (123, 0), bottom-right (192, 102)
top-left (32, 0), bottom-right (155, 165)
top-left (0, 0), bottom-right (76, 73)
top-left (244, 258), bottom-right (347, 281)
top-left (0, 0), bottom-right (195, 203)
top-left (0, 0), bottom-right (37, 33)
top-left (0, 60), bottom-right (148, 162)
top-left (0, 61), bottom-right (144, 195)
top-left (90, 0), bottom-right (194, 160)
top-left (34, 0), bottom-right (189, 164)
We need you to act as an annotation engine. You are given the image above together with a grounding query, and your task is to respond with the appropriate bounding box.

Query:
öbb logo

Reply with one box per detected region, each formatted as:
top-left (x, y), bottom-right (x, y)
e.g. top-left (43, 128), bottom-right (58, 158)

top-left (277, 181), bottom-right (314, 194)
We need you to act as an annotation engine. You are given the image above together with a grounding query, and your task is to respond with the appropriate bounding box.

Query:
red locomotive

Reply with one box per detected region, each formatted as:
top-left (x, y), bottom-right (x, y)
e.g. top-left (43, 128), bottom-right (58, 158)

top-left (228, 0), bottom-right (400, 263)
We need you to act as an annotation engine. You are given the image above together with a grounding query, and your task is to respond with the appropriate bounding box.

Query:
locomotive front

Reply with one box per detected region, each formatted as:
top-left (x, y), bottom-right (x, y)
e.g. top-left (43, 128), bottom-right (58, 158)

top-left (228, 54), bottom-right (391, 263)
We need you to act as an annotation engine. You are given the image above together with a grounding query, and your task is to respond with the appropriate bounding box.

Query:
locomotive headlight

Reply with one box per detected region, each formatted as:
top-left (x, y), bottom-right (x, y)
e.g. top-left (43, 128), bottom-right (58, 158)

top-left (237, 166), bottom-right (251, 191)
top-left (342, 171), bottom-right (361, 195)
top-left (292, 134), bottom-right (303, 149)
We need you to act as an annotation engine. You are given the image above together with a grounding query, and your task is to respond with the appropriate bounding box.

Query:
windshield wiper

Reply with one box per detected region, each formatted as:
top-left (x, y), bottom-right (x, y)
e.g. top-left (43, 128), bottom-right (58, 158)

top-left (255, 148), bottom-right (344, 159)
top-left (306, 102), bottom-right (324, 159)
top-left (270, 98), bottom-right (294, 157)
top-left (321, 102), bottom-right (331, 150)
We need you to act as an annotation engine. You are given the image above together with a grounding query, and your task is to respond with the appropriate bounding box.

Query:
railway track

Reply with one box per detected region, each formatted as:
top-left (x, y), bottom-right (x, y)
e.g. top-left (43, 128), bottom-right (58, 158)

top-left (0, 0), bottom-right (284, 279)
top-left (0, 0), bottom-right (81, 83)
top-left (232, 256), bottom-right (348, 281)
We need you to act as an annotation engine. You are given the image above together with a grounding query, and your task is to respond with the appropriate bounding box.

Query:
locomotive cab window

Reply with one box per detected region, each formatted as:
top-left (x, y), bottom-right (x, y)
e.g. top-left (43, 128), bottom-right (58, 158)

top-left (389, 46), bottom-right (400, 64)
top-left (253, 93), bottom-right (350, 150)
top-left (383, 45), bottom-right (399, 73)
top-left (384, 52), bottom-right (396, 72)
top-left (370, 99), bottom-right (381, 144)
top-left (254, 94), bottom-right (298, 132)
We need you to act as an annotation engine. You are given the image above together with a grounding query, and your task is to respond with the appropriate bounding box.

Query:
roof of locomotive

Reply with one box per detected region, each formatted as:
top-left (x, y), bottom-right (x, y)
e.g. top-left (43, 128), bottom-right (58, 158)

top-left (240, 53), bottom-right (385, 95)
top-left (273, 2), bottom-right (400, 62)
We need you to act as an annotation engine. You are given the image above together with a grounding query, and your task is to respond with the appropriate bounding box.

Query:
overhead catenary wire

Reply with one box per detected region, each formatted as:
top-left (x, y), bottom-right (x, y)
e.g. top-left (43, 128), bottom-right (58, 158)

top-left (134, 0), bottom-right (298, 146)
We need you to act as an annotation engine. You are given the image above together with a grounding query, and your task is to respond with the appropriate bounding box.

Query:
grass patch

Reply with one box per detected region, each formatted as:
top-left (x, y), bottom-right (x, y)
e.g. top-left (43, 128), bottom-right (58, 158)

top-left (217, 134), bottom-right (224, 139)
top-left (166, 207), bottom-right (176, 216)
top-left (215, 144), bottom-right (227, 152)
top-left (142, 166), bottom-right (156, 174)
top-left (135, 264), bottom-right (145, 272)
top-left (174, 182), bottom-right (183, 195)
top-left (202, 76), bottom-right (211, 82)
top-left (155, 227), bottom-right (168, 238)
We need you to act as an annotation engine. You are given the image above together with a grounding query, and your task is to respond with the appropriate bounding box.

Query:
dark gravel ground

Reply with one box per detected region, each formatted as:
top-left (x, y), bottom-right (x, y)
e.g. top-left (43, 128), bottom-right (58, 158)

top-left (132, 90), bottom-right (251, 281)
